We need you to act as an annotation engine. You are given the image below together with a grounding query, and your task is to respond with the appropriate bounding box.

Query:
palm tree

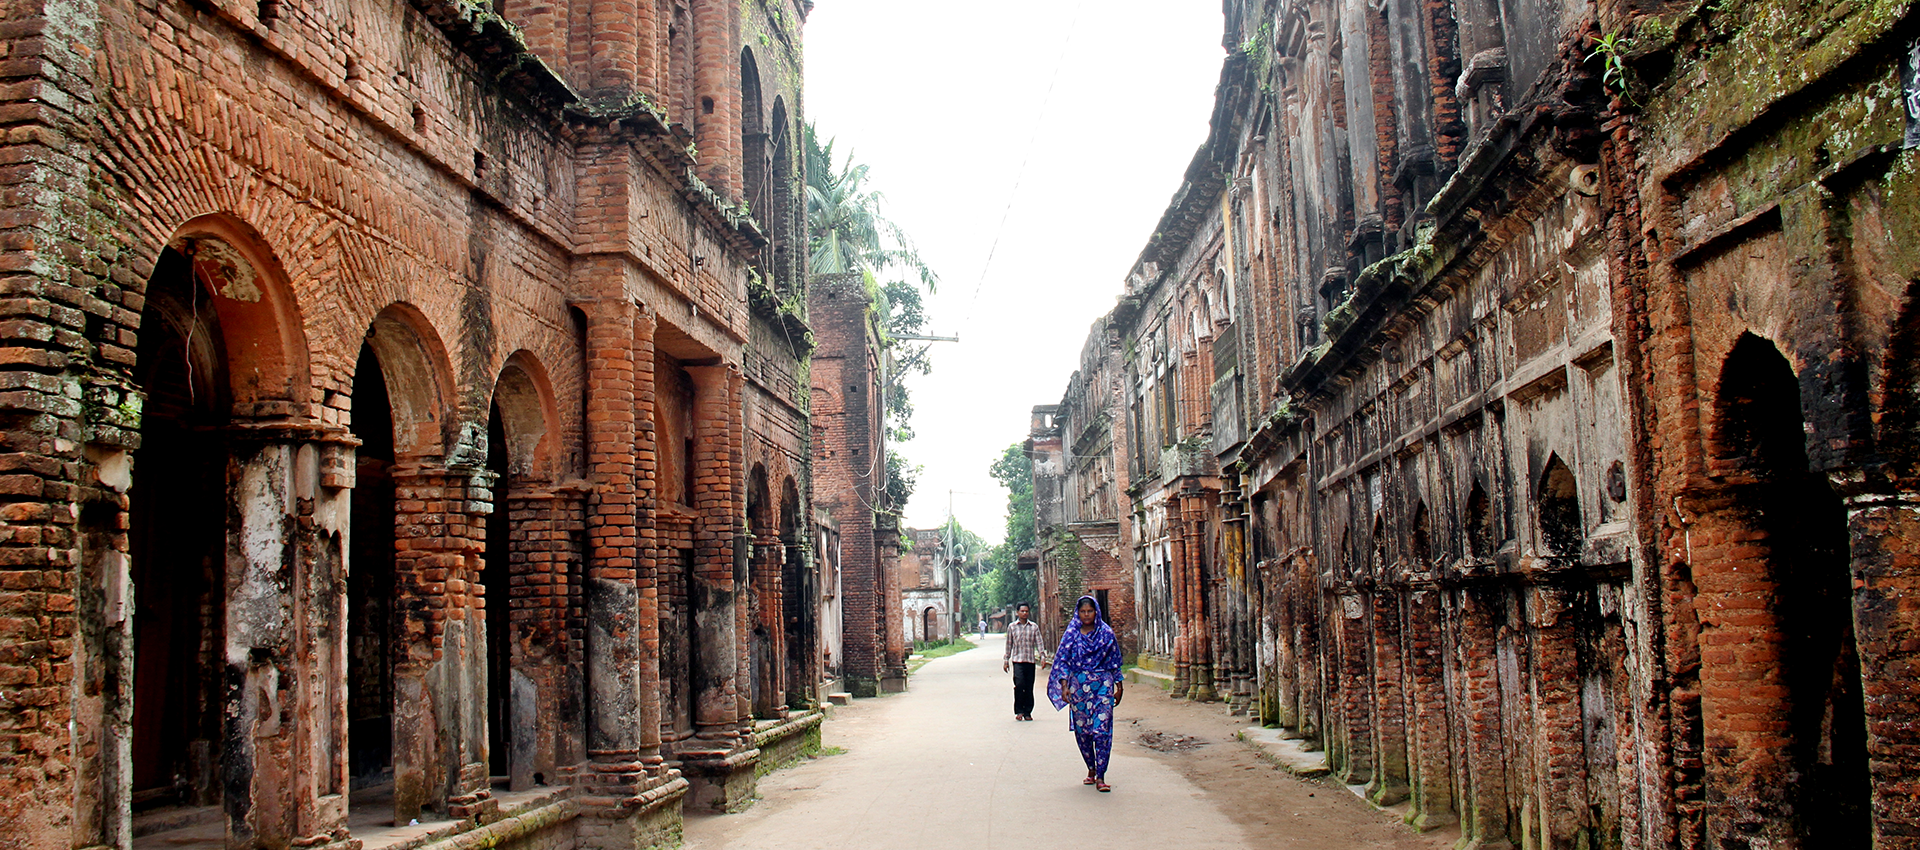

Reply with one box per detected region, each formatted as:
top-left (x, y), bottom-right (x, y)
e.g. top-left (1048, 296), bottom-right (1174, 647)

top-left (804, 124), bottom-right (936, 292)
top-left (804, 123), bottom-right (942, 509)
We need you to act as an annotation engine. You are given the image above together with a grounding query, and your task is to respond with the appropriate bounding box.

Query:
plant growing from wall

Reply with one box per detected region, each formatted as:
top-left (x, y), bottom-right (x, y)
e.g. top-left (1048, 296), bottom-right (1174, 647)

top-left (1588, 31), bottom-right (1637, 105)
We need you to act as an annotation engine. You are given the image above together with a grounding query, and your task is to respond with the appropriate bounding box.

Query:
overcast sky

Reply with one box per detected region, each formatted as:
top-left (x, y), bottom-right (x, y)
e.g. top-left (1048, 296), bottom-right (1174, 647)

top-left (804, 1), bottom-right (1227, 544)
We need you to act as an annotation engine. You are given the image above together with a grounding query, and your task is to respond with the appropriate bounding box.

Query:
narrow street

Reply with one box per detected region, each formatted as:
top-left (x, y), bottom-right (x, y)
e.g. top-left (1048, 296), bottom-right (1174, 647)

top-left (685, 635), bottom-right (1451, 849)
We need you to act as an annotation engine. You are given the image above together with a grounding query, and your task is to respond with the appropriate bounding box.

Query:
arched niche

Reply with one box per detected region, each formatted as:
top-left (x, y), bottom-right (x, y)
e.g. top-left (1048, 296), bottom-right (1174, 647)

top-left (1536, 453), bottom-right (1581, 558)
top-left (489, 351), bottom-right (562, 482)
top-left (361, 304), bottom-right (457, 459)
top-left (1700, 332), bottom-right (1867, 843)
top-left (164, 214), bottom-right (312, 414)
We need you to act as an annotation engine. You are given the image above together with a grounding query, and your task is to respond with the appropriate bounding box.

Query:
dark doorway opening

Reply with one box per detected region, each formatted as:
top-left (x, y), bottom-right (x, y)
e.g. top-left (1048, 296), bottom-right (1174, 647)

top-left (1718, 336), bottom-right (1868, 845)
top-left (484, 403), bottom-right (513, 778)
top-left (129, 247), bottom-right (229, 816)
top-left (780, 484), bottom-right (811, 709)
top-left (347, 343), bottom-right (397, 791)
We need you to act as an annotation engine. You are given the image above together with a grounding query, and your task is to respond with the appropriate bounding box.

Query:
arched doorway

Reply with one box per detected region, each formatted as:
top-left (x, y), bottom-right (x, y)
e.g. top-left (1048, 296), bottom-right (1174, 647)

top-left (124, 219), bottom-right (315, 846)
top-left (780, 477), bottom-right (811, 709)
top-left (129, 246), bottom-right (230, 815)
top-left (347, 343), bottom-right (397, 794)
top-left (922, 607), bottom-right (938, 642)
top-left (348, 304), bottom-right (458, 824)
top-left (483, 356), bottom-right (558, 789)
top-left (1703, 334), bottom-right (1867, 844)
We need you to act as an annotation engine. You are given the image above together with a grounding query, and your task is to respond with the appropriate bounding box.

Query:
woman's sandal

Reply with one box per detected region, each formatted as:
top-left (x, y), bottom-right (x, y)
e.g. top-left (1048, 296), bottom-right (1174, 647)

top-left (1096, 780), bottom-right (1111, 792)
top-left (1083, 776), bottom-right (1096, 785)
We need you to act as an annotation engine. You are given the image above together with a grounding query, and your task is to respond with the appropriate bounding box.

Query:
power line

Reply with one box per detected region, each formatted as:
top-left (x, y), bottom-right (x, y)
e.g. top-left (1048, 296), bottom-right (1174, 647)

top-left (960, 0), bottom-right (1090, 329)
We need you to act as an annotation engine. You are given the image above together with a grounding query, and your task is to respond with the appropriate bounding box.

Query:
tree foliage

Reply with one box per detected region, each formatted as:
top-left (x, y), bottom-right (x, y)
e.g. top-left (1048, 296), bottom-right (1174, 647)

top-left (962, 442), bottom-right (1039, 621)
top-left (804, 122), bottom-right (940, 511)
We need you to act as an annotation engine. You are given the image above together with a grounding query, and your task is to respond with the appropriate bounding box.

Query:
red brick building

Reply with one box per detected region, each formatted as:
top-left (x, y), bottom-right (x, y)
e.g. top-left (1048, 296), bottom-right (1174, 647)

top-left (1031, 0), bottom-right (1920, 845)
top-left (0, 0), bottom-right (826, 846)
top-left (897, 527), bottom-right (960, 643)
top-left (808, 272), bottom-right (906, 696)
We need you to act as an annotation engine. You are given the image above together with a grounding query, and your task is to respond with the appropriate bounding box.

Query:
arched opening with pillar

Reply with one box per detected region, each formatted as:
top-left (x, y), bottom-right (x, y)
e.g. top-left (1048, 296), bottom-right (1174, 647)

top-left (485, 352), bottom-right (565, 790)
top-left (122, 216), bottom-right (323, 849)
top-left (1695, 333), bottom-right (1867, 844)
top-left (739, 48), bottom-right (768, 229)
top-left (349, 304), bottom-right (486, 826)
top-left (779, 476), bottom-right (812, 709)
top-left (746, 463), bottom-right (779, 719)
top-left (768, 98), bottom-right (794, 293)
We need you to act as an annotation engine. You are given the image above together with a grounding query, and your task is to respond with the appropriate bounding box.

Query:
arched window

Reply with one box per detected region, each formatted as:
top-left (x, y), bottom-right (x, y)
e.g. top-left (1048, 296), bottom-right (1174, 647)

top-left (1537, 454), bottom-right (1581, 557)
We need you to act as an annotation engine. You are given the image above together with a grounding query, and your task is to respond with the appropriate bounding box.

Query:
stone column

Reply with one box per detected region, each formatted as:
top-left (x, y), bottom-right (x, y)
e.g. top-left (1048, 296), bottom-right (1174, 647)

top-left (1842, 484), bottom-right (1920, 849)
top-left (677, 364), bottom-right (759, 812)
top-left (685, 364), bottom-right (740, 741)
top-left (1366, 588), bottom-right (1410, 806)
top-left (1331, 588), bottom-right (1373, 786)
top-left (876, 511), bottom-right (908, 692)
top-left (1183, 493), bottom-right (1216, 701)
top-left (631, 307), bottom-right (663, 772)
top-left (223, 430), bottom-right (358, 850)
top-left (1528, 584), bottom-right (1586, 848)
top-left (751, 531), bottom-right (786, 719)
top-left (688, 0), bottom-right (738, 195)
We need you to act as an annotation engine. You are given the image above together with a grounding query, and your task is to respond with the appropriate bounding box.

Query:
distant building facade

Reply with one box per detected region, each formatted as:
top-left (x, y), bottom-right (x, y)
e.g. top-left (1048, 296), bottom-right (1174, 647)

top-left (809, 273), bottom-right (907, 696)
top-left (899, 528), bottom-right (962, 643)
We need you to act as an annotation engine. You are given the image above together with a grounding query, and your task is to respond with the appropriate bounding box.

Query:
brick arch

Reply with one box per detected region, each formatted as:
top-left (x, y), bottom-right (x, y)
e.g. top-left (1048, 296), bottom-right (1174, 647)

top-left (747, 462), bottom-right (772, 534)
top-left (489, 351), bottom-right (562, 482)
top-left (161, 214), bottom-right (313, 412)
top-left (362, 303), bottom-right (458, 459)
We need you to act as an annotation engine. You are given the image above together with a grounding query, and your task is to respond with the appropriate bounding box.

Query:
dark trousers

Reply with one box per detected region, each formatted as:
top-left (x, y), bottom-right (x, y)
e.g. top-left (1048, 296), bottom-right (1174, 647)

top-left (1011, 662), bottom-right (1036, 716)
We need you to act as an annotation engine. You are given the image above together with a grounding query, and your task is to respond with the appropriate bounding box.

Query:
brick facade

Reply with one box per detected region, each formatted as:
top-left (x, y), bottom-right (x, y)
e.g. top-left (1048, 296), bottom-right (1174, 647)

top-left (1030, 0), bottom-right (1920, 846)
top-left (0, 0), bottom-right (822, 845)
top-left (807, 272), bottom-right (905, 697)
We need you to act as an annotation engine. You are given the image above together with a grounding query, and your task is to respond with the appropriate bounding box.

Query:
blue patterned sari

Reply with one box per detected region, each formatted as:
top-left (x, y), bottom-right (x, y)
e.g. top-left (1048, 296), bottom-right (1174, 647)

top-left (1047, 595), bottom-right (1123, 779)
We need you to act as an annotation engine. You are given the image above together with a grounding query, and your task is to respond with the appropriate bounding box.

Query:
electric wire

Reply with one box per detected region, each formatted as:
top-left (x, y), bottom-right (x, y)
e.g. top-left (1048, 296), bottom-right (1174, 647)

top-left (959, 0), bottom-right (1090, 329)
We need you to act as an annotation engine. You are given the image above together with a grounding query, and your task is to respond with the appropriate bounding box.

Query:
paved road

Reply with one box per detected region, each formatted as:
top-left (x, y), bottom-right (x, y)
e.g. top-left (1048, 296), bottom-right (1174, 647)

top-left (683, 634), bottom-right (1251, 849)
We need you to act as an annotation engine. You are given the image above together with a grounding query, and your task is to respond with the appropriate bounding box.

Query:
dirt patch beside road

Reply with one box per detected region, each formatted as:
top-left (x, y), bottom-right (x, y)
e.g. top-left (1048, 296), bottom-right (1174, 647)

top-left (1113, 685), bottom-right (1459, 849)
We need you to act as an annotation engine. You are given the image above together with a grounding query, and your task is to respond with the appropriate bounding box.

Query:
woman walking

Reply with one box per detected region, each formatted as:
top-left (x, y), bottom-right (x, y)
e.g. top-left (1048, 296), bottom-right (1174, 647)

top-left (1048, 595), bottom-right (1124, 792)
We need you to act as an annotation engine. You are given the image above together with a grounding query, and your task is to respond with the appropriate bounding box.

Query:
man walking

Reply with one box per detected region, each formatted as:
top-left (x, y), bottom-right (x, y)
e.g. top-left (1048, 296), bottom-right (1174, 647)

top-left (1003, 603), bottom-right (1041, 721)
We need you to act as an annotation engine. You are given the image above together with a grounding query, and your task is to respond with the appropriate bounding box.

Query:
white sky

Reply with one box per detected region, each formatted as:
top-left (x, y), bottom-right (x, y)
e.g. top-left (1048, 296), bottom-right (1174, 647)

top-left (804, 0), bottom-right (1227, 544)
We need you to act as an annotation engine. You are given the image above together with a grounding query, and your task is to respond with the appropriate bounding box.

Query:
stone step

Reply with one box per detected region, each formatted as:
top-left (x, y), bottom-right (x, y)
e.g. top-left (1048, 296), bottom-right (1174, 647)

top-left (1237, 726), bottom-right (1330, 778)
top-left (826, 692), bottom-right (853, 706)
top-left (1126, 665), bottom-right (1177, 690)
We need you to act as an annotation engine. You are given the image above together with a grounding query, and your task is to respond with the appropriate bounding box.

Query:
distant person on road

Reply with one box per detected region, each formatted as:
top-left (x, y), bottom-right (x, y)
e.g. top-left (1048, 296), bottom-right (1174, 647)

top-left (1003, 603), bottom-right (1042, 721)
top-left (1048, 595), bottom-right (1124, 792)
top-left (978, 618), bottom-right (987, 638)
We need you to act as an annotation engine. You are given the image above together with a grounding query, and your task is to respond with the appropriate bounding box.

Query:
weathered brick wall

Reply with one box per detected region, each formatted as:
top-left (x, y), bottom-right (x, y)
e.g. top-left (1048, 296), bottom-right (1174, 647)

top-left (1023, 0), bottom-right (1920, 845)
top-left (807, 273), bottom-right (895, 695)
top-left (0, 0), bottom-right (815, 841)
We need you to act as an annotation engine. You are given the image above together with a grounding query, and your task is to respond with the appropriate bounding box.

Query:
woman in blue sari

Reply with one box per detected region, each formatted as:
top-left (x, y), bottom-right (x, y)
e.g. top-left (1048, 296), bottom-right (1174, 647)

top-left (1048, 595), bottom-right (1124, 791)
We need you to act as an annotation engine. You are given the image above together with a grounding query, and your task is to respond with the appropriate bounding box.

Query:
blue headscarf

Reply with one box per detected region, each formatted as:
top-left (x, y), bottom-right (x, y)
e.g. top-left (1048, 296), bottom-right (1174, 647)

top-left (1047, 595), bottom-right (1123, 710)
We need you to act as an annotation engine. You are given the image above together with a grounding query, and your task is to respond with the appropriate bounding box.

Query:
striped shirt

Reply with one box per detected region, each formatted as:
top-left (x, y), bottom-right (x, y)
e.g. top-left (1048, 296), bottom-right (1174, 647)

top-left (1004, 619), bottom-right (1042, 663)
